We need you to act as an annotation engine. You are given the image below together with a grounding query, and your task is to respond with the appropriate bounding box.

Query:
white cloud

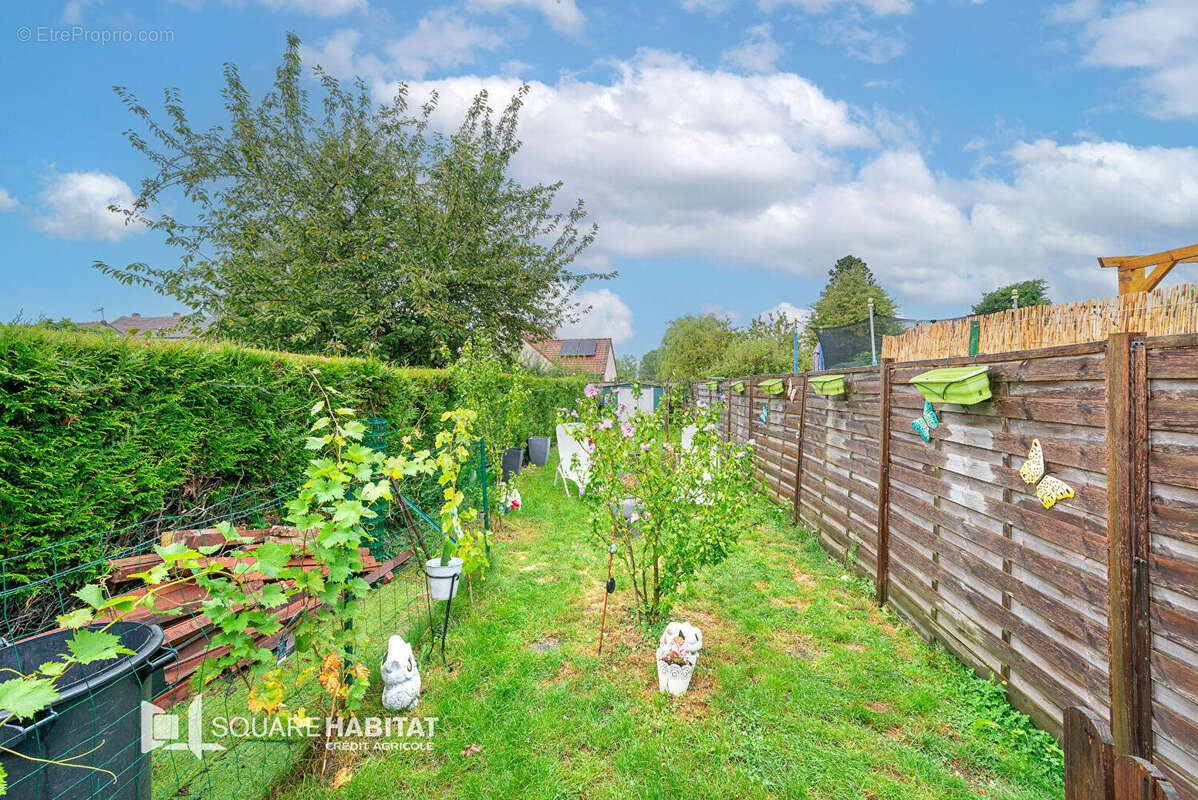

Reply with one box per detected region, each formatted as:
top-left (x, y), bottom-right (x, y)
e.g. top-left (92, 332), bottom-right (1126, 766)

top-left (1047, 0), bottom-right (1099, 24)
top-left (701, 303), bottom-right (744, 323)
top-left (467, 0), bottom-right (584, 34)
top-left (759, 0), bottom-right (913, 16)
top-left (393, 49), bottom-right (876, 220)
top-left (301, 12), bottom-right (502, 81)
top-left (721, 24), bottom-right (784, 73)
top-left (177, 0), bottom-right (367, 14)
top-left (62, 0), bottom-right (97, 24)
top-left (387, 10), bottom-right (503, 78)
top-left (357, 49), bottom-right (1198, 314)
top-left (820, 18), bottom-right (906, 63)
top-left (760, 302), bottom-right (812, 327)
top-left (1063, 0), bottom-right (1198, 118)
top-left (0, 188), bottom-right (18, 212)
top-left (500, 60), bottom-right (532, 77)
top-left (555, 289), bottom-right (635, 346)
top-left (254, 0), bottom-right (367, 15)
top-left (681, 0), bottom-right (731, 16)
top-left (33, 171), bottom-right (140, 241)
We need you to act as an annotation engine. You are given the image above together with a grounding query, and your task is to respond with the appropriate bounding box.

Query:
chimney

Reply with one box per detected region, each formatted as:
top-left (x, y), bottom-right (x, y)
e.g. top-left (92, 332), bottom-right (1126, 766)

top-left (131, 313), bottom-right (141, 319)
top-left (172, 312), bottom-right (181, 318)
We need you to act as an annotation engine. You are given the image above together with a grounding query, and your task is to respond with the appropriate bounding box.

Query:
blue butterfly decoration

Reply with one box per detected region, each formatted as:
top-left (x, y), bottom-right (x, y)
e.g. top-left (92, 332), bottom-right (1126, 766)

top-left (759, 402), bottom-right (768, 424)
top-left (910, 400), bottom-right (940, 443)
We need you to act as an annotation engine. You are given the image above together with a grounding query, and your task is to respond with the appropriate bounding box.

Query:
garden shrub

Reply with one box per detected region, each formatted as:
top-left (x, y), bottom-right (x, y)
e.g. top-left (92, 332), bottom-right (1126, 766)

top-left (0, 325), bottom-right (582, 587)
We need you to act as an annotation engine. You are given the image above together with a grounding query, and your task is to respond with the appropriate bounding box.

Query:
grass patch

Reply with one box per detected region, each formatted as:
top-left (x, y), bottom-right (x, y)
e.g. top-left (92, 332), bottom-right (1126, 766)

top-left (272, 453), bottom-right (1065, 800)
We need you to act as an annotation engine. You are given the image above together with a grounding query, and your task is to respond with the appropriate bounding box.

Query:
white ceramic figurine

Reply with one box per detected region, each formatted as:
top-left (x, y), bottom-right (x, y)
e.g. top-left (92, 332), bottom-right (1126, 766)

top-left (381, 635), bottom-right (421, 711)
top-left (656, 621), bottom-right (703, 695)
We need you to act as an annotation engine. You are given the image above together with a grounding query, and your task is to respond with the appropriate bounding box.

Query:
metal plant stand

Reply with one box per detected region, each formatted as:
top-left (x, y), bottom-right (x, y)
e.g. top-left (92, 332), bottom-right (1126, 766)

top-left (423, 572), bottom-right (460, 671)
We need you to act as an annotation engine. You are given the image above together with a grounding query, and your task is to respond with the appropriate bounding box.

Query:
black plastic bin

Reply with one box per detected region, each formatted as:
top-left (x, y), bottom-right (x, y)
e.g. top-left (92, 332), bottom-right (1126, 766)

top-left (527, 436), bottom-right (551, 467)
top-left (1, 622), bottom-right (174, 800)
top-left (501, 446), bottom-right (525, 482)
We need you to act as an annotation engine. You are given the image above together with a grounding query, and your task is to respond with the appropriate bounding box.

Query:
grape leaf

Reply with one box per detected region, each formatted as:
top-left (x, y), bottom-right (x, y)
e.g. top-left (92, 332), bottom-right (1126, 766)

top-left (0, 677), bottom-right (60, 719)
top-left (56, 608), bottom-right (94, 630)
top-left (67, 629), bottom-right (134, 665)
top-left (74, 584), bottom-right (104, 610)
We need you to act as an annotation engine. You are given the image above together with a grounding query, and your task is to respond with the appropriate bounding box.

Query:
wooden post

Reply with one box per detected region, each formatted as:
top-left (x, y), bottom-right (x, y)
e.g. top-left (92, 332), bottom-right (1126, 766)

top-left (1064, 706), bottom-right (1115, 800)
top-left (747, 378), bottom-right (754, 447)
top-left (1106, 332), bottom-right (1152, 759)
top-left (792, 374), bottom-right (808, 525)
top-left (1115, 756), bottom-right (1181, 800)
top-left (875, 359), bottom-right (893, 605)
top-left (725, 380), bottom-right (732, 443)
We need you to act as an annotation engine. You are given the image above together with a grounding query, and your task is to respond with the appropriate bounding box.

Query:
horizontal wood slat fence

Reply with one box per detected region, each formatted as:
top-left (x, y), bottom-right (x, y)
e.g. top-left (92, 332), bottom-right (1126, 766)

top-left (692, 331), bottom-right (1198, 800)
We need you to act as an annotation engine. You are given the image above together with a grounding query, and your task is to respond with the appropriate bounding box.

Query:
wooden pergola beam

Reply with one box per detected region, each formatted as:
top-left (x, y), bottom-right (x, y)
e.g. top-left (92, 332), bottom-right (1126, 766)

top-left (1099, 243), bottom-right (1198, 295)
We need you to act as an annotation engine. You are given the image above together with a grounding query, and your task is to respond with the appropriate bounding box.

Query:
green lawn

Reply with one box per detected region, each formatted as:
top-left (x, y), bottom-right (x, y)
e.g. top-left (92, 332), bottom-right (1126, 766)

top-left (278, 453), bottom-right (1065, 800)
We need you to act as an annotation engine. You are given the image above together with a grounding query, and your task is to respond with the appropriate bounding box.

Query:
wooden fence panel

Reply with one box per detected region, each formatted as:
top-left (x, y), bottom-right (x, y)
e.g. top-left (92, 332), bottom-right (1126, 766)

top-left (1146, 344), bottom-right (1198, 800)
top-left (797, 367), bottom-right (881, 579)
top-left (688, 333), bottom-right (1198, 794)
top-left (884, 351), bottom-right (1113, 736)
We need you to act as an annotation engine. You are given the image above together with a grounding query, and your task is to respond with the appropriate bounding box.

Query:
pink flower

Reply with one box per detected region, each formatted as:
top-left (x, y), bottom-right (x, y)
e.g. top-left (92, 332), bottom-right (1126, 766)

top-left (622, 423), bottom-right (634, 437)
top-left (748, 438), bottom-right (757, 446)
top-left (600, 418), bottom-right (614, 429)
top-left (571, 410), bottom-right (579, 418)
top-left (584, 383), bottom-right (599, 398)
top-left (640, 443), bottom-right (651, 452)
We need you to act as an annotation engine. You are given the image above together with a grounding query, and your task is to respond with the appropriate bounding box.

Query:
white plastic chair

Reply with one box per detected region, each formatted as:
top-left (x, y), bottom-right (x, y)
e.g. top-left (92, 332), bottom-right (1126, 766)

top-left (680, 425), bottom-right (698, 451)
top-left (554, 423), bottom-right (591, 496)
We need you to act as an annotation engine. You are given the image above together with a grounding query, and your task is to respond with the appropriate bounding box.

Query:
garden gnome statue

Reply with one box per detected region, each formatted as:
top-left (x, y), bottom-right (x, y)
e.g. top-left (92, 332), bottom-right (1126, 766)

top-left (656, 622), bottom-right (703, 696)
top-left (381, 635), bottom-right (421, 711)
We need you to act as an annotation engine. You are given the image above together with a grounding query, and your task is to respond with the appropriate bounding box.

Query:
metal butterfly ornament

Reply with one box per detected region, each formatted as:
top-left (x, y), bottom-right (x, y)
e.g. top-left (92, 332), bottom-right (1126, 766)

top-left (1019, 438), bottom-right (1075, 509)
top-left (910, 400), bottom-right (939, 443)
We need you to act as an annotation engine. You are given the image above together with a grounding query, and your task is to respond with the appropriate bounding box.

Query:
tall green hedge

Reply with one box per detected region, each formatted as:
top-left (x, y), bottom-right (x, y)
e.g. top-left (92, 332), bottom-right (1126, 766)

top-left (0, 326), bottom-right (583, 576)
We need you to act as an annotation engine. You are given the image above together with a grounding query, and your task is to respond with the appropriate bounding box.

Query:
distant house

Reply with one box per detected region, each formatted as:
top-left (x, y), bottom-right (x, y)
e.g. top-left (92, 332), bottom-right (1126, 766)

top-left (520, 336), bottom-right (617, 381)
top-left (79, 312), bottom-right (209, 340)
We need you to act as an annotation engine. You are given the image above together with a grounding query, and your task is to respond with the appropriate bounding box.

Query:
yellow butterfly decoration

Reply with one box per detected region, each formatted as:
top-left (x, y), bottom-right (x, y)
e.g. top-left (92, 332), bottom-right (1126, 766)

top-left (1019, 438), bottom-right (1074, 509)
top-left (1035, 476), bottom-right (1075, 510)
top-left (1019, 439), bottom-right (1044, 485)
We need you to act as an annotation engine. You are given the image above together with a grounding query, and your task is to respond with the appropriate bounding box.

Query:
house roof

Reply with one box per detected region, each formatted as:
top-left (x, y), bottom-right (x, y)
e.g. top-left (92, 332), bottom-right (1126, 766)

top-left (79, 313), bottom-right (209, 339)
top-left (524, 336), bottom-right (615, 377)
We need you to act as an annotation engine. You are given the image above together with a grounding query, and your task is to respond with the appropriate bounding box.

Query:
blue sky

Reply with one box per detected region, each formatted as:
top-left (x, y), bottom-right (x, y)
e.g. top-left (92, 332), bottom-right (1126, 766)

top-left (3, 0), bottom-right (1198, 358)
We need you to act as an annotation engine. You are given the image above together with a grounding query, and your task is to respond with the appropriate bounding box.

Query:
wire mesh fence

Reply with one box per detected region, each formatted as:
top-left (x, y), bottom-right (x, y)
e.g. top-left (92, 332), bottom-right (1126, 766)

top-left (0, 431), bottom-right (491, 800)
top-left (814, 315), bottom-right (924, 369)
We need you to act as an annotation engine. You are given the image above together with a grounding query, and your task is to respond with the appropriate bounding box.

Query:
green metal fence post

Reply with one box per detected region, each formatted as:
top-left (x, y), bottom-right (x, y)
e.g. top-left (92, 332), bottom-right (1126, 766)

top-left (480, 437), bottom-right (490, 544)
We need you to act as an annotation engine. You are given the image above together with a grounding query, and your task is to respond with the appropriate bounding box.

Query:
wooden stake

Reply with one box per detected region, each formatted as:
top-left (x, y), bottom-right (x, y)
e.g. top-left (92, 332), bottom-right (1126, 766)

top-left (597, 541), bottom-right (615, 656)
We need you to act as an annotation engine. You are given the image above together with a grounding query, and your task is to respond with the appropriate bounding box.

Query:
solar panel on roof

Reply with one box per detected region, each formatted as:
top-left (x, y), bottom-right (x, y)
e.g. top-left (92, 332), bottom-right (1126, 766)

top-left (560, 339), bottom-right (597, 357)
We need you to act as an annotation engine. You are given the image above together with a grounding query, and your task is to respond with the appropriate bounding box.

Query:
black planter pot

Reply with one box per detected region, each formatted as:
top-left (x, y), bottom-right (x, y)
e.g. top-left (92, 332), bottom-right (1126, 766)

top-left (501, 446), bottom-right (525, 482)
top-left (0, 621), bottom-right (175, 800)
top-left (527, 436), bottom-right (551, 467)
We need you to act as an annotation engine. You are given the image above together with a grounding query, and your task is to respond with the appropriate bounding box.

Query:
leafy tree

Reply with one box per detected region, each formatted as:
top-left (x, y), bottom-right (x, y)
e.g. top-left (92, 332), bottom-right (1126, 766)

top-left (808, 255), bottom-right (898, 331)
top-left (712, 312), bottom-right (809, 376)
top-left (972, 279), bottom-right (1052, 315)
top-left (95, 35), bottom-right (604, 366)
top-left (615, 354), bottom-right (639, 381)
top-left (573, 390), bottom-right (754, 621)
top-left (658, 315), bottom-right (734, 380)
top-left (638, 348), bottom-right (662, 382)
